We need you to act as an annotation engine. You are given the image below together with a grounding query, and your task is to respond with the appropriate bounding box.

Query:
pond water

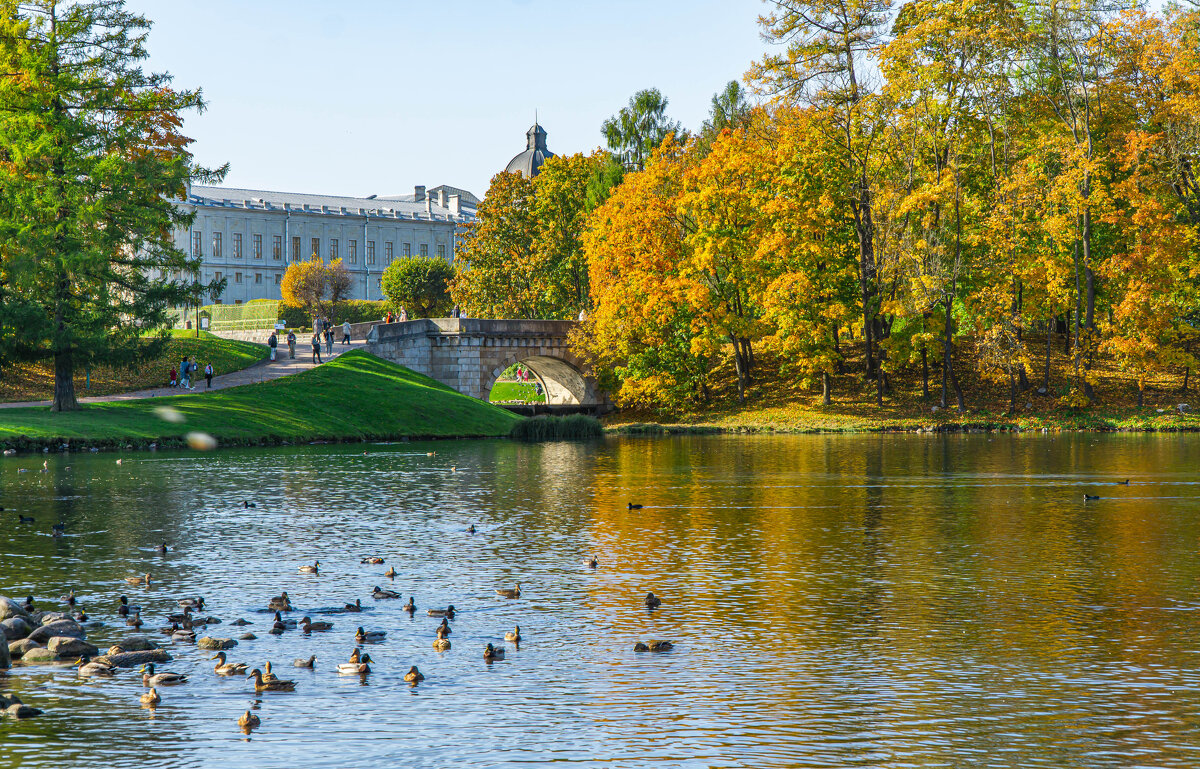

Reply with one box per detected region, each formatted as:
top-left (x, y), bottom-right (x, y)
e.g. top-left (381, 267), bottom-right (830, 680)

top-left (2, 434), bottom-right (1200, 768)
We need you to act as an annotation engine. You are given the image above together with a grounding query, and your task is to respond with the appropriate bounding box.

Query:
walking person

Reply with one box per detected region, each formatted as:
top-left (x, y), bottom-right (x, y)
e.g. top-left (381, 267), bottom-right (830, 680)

top-left (169, 367), bottom-right (177, 388)
top-left (287, 330), bottom-right (297, 359)
top-left (342, 320), bottom-right (352, 345)
top-left (189, 359), bottom-right (199, 389)
top-left (204, 362), bottom-right (214, 389)
top-left (267, 331), bottom-right (278, 362)
top-left (311, 332), bottom-right (322, 364)
top-left (452, 304), bottom-right (460, 319)
top-left (324, 326), bottom-right (333, 356)
top-left (179, 356), bottom-right (191, 389)
top-left (398, 306), bottom-right (408, 322)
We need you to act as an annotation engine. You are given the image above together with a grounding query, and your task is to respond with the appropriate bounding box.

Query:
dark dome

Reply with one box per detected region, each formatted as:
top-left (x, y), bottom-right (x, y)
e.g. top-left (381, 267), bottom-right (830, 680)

top-left (505, 123), bottom-right (555, 178)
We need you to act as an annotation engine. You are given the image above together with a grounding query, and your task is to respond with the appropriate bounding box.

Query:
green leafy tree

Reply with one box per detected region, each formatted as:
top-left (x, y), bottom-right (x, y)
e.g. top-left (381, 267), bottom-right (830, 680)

top-left (700, 81), bottom-right (752, 140)
top-left (0, 0), bottom-right (223, 411)
top-left (602, 88), bottom-right (686, 171)
top-left (381, 257), bottom-right (455, 318)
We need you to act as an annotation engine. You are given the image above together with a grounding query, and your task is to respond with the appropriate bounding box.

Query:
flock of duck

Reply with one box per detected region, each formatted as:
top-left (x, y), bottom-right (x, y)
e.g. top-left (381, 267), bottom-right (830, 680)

top-left (4, 512), bottom-right (673, 733)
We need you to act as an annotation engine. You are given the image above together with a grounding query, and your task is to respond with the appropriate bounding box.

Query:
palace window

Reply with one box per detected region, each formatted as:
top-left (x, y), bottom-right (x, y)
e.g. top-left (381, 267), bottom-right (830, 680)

top-left (367, 241), bottom-right (376, 266)
top-left (255, 272), bottom-right (262, 284)
top-left (385, 242), bottom-right (393, 264)
top-left (311, 237), bottom-right (320, 259)
top-left (272, 235), bottom-right (282, 260)
top-left (214, 271), bottom-right (222, 281)
top-left (403, 242), bottom-right (411, 257)
top-left (253, 234), bottom-right (263, 259)
top-left (192, 231), bottom-right (202, 257)
top-left (420, 244), bottom-right (428, 257)
top-left (235, 272), bottom-right (242, 284)
top-left (291, 236), bottom-right (301, 261)
top-left (212, 232), bottom-right (222, 258)
top-left (233, 233), bottom-right (243, 259)
top-left (330, 239), bottom-right (339, 260)
top-left (275, 273), bottom-right (282, 285)
top-left (348, 240), bottom-right (358, 264)
top-left (438, 244), bottom-right (446, 259)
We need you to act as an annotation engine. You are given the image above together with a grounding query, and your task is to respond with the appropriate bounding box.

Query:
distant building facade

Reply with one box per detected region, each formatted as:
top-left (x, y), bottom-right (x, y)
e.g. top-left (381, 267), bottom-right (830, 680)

top-left (177, 184), bottom-right (478, 304)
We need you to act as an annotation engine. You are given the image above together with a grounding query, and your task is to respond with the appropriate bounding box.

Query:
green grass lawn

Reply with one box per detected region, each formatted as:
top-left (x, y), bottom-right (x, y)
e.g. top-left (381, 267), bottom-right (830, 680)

top-left (0, 330), bottom-right (267, 403)
top-left (0, 350), bottom-right (520, 447)
top-left (489, 380), bottom-right (547, 404)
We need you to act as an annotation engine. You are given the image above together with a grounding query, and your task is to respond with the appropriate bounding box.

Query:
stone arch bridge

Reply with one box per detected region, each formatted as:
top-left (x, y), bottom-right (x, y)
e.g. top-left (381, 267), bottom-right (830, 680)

top-left (366, 319), bottom-right (609, 409)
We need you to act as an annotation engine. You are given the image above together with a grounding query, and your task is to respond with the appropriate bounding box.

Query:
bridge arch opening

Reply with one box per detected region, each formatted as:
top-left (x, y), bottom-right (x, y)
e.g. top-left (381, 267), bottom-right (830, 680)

top-left (486, 355), bottom-right (590, 406)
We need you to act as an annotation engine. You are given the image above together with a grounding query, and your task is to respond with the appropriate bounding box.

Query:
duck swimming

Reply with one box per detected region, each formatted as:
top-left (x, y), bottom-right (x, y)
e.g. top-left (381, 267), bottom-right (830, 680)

top-left (158, 541), bottom-right (169, 554)
top-left (300, 616), bottom-right (332, 632)
top-left (211, 652), bottom-right (248, 676)
top-left (361, 557), bottom-right (384, 565)
top-left (77, 656), bottom-right (115, 677)
top-left (117, 595), bottom-right (136, 617)
top-left (403, 597), bottom-right (416, 614)
top-left (124, 573), bottom-right (150, 586)
top-left (584, 557), bottom-right (599, 569)
top-left (372, 586), bottom-right (400, 600)
top-left (293, 655), bottom-right (316, 668)
top-left (496, 583), bottom-right (522, 599)
top-left (343, 599), bottom-right (363, 612)
top-left (298, 560), bottom-right (320, 574)
top-left (504, 625), bottom-right (521, 643)
top-left (427, 605), bottom-right (454, 619)
top-left (268, 592), bottom-right (293, 611)
top-left (142, 663), bottom-right (188, 686)
top-left (384, 566), bottom-right (397, 579)
top-left (239, 710), bottom-right (260, 729)
top-left (644, 592), bottom-right (662, 608)
top-left (248, 669), bottom-right (295, 692)
top-left (126, 611), bottom-right (143, 629)
top-left (437, 617), bottom-right (452, 636)
top-left (140, 688), bottom-right (161, 706)
top-left (336, 654), bottom-right (372, 676)
top-left (483, 643), bottom-right (505, 661)
top-left (355, 627), bottom-right (386, 643)
top-left (178, 596), bottom-right (205, 610)
top-left (404, 665), bottom-right (425, 683)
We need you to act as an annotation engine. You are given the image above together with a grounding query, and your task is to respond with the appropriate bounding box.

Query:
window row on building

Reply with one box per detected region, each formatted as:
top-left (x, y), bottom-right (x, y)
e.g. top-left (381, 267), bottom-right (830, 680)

top-left (191, 232), bottom-right (445, 264)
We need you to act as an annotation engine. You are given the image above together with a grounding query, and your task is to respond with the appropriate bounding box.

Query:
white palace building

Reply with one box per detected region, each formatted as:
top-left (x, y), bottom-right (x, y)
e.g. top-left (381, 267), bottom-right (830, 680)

top-left (176, 183), bottom-right (479, 304)
top-left (176, 123), bottom-right (553, 305)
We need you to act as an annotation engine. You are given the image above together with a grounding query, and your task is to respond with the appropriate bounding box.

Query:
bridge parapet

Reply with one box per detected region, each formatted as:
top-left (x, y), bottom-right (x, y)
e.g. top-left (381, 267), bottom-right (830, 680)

top-left (366, 318), bottom-right (607, 407)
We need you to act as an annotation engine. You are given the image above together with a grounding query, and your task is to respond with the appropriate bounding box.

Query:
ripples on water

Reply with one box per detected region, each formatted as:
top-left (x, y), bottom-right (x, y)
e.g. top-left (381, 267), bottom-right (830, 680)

top-left (1, 434), bottom-right (1200, 767)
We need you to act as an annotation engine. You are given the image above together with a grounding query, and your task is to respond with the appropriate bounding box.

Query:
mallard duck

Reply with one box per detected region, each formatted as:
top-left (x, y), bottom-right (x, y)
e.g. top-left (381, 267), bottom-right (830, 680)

top-left (171, 625), bottom-right (196, 643)
top-left (238, 710), bottom-right (260, 729)
top-left (355, 626), bottom-right (386, 643)
top-left (403, 597), bottom-right (416, 613)
top-left (126, 611), bottom-right (143, 629)
top-left (22, 595), bottom-right (35, 612)
top-left (496, 583), bottom-right (521, 599)
top-left (627, 502), bottom-right (643, 509)
top-left (270, 611), bottom-right (295, 634)
top-left (60, 589), bottom-right (75, 604)
top-left (125, 573), bottom-right (151, 586)
top-left (117, 595), bottom-right (133, 617)
top-left (427, 605), bottom-right (454, 618)
top-left (1084, 493), bottom-right (1101, 501)
top-left (372, 586), bottom-right (399, 600)
top-left (178, 596), bottom-right (205, 610)
top-left (51, 522), bottom-right (66, 538)
top-left (584, 556), bottom-right (599, 568)
top-left (343, 599), bottom-right (363, 612)
top-left (437, 617), bottom-right (452, 636)
top-left (504, 625), bottom-right (521, 643)
top-left (211, 652), bottom-right (247, 676)
top-left (384, 566), bottom-right (397, 579)
top-left (165, 606), bottom-right (193, 623)
top-left (483, 643), bottom-right (505, 660)
top-left (293, 655), bottom-right (316, 668)
top-left (267, 592), bottom-right (292, 611)
top-left (404, 665), bottom-right (424, 683)
top-left (262, 661), bottom-right (279, 682)
top-left (77, 656), bottom-right (115, 677)
top-left (467, 524), bottom-right (476, 534)
top-left (17, 514), bottom-right (34, 524)
top-left (248, 669), bottom-right (295, 692)
top-left (336, 653), bottom-right (372, 675)
top-left (243, 501), bottom-right (257, 509)
top-left (300, 616), bottom-right (332, 632)
top-left (140, 687), bottom-right (161, 706)
top-left (634, 640), bottom-right (674, 652)
top-left (361, 557), bottom-right (384, 565)
top-left (347, 647), bottom-right (366, 664)
top-left (71, 609), bottom-right (88, 623)
top-left (644, 592), bottom-right (662, 608)
top-left (298, 560), bottom-right (320, 574)
top-left (433, 636), bottom-right (451, 651)
top-left (142, 664), bottom-right (188, 686)
top-left (158, 541), bottom-right (169, 554)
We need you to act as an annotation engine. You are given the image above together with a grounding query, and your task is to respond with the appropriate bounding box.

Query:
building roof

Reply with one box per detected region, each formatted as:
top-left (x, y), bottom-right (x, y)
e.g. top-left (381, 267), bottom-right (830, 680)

top-left (186, 185), bottom-right (476, 222)
top-left (505, 123), bottom-right (555, 179)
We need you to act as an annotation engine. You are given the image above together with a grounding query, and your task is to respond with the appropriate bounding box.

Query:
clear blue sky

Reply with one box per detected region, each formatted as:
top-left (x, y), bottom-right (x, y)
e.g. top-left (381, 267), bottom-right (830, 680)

top-left (124, 0), bottom-right (769, 200)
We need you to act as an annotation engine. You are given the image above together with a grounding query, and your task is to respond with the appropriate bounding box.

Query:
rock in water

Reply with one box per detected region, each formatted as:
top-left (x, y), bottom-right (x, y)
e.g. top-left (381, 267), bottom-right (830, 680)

top-left (197, 637), bottom-right (237, 651)
top-left (0, 617), bottom-right (32, 641)
top-left (5, 703), bottom-right (43, 719)
top-left (106, 637), bottom-right (159, 654)
top-left (95, 649), bottom-right (172, 668)
top-left (8, 639), bottom-right (41, 659)
top-left (28, 620), bottom-right (85, 644)
top-left (0, 635), bottom-right (9, 669)
top-left (20, 647), bottom-right (62, 663)
top-left (0, 597), bottom-right (30, 623)
top-left (47, 636), bottom-right (99, 658)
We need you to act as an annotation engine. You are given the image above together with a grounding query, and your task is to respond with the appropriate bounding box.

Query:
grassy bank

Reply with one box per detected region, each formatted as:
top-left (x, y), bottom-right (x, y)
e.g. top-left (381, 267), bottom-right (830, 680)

top-left (0, 330), bottom-right (266, 403)
top-left (604, 337), bottom-right (1200, 434)
top-left (0, 350), bottom-right (520, 450)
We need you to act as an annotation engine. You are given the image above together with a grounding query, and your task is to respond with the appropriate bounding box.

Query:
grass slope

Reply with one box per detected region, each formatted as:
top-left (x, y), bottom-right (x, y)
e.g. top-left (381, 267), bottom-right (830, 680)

top-left (489, 381), bottom-right (547, 404)
top-left (0, 350), bottom-right (520, 447)
top-left (0, 330), bottom-right (267, 403)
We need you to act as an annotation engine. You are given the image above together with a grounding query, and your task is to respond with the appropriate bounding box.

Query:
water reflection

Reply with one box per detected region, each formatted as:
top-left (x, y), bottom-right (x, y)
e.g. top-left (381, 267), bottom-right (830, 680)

top-left (1, 434), bottom-right (1199, 767)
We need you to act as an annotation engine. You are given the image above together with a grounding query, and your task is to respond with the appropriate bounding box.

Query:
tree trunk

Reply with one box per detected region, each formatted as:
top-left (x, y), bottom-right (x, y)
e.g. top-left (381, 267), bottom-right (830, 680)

top-left (51, 348), bottom-right (79, 412)
top-left (1183, 367), bottom-right (1190, 393)
top-left (1018, 363), bottom-right (1030, 392)
top-left (1043, 319), bottom-right (1053, 393)
top-left (1063, 311), bottom-right (1071, 355)
top-left (922, 346), bottom-right (929, 399)
top-left (1083, 262), bottom-right (1096, 399)
top-left (1137, 378), bottom-right (1144, 408)
top-left (822, 371), bottom-right (831, 405)
top-left (729, 334), bottom-right (747, 404)
top-left (941, 298), bottom-right (954, 408)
